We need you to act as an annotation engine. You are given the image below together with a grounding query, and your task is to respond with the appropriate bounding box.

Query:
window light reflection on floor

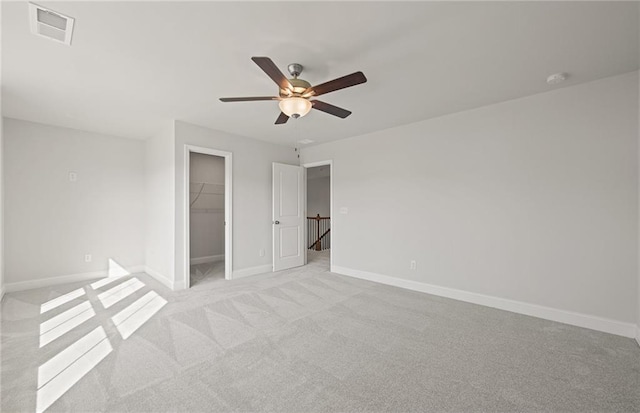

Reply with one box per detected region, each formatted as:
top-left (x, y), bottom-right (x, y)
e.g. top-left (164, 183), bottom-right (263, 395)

top-left (36, 326), bottom-right (112, 413)
top-left (90, 275), bottom-right (123, 290)
top-left (40, 288), bottom-right (86, 315)
top-left (111, 291), bottom-right (167, 339)
top-left (35, 264), bottom-right (166, 412)
top-left (97, 278), bottom-right (145, 309)
top-left (39, 301), bottom-right (95, 348)
top-left (89, 259), bottom-right (132, 290)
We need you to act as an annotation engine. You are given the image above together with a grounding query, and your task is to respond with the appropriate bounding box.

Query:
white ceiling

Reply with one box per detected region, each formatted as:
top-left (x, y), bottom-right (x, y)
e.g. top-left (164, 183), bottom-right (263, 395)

top-left (2, 1), bottom-right (638, 147)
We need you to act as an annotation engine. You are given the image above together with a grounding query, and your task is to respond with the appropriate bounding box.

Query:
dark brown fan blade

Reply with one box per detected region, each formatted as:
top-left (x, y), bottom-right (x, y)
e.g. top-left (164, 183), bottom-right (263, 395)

top-left (311, 100), bottom-right (352, 118)
top-left (220, 96), bottom-right (279, 102)
top-left (251, 57), bottom-right (293, 91)
top-left (275, 112), bottom-right (289, 125)
top-left (303, 72), bottom-right (367, 97)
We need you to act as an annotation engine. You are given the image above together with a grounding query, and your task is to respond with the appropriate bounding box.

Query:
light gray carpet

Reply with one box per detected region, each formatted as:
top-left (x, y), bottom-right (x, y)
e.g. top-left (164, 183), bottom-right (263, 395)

top-left (190, 260), bottom-right (225, 287)
top-left (2, 250), bottom-right (639, 412)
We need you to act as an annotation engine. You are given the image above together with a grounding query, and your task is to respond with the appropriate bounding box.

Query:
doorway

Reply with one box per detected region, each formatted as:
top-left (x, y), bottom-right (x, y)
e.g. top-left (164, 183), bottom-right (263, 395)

top-left (185, 146), bottom-right (232, 288)
top-left (270, 160), bottom-right (333, 273)
top-left (303, 161), bottom-right (332, 271)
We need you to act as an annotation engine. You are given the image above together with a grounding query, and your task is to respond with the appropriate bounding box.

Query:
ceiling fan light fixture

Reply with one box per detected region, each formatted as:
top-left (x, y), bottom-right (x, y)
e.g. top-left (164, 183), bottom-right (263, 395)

top-left (279, 97), bottom-right (312, 119)
top-left (219, 57), bottom-right (367, 125)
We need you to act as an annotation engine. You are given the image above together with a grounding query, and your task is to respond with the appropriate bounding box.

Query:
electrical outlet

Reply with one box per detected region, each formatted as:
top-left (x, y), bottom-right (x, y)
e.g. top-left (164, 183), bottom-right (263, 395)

top-left (69, 172), bottom-right (78, 182)
top-left (410, 260), bottom-right (417, 270)
top-left (84, 254), bottom-right (92, 263)
top-left (259, 249), bottom-right (265, 257)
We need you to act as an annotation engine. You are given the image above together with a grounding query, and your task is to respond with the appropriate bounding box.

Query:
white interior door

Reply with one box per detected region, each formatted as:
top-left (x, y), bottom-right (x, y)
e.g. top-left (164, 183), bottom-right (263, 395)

top-left (273, 162), bottom-right (305, 271)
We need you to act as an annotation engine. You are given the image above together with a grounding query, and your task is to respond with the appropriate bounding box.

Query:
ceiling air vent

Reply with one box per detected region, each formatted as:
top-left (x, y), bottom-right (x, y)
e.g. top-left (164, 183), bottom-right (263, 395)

top-left (29, 3), bottom-right (75, 45)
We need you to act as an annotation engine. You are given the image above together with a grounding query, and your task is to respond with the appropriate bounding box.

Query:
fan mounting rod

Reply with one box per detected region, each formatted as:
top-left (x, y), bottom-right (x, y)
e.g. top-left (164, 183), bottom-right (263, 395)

top-left (287, 63), bottom-right (303, 78)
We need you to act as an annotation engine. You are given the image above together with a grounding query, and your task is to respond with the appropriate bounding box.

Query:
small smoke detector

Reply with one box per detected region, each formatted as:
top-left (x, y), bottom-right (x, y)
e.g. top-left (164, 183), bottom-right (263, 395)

top-left (29, 3), bottom-right (75, 46)
top-left (546, 72), bottom-right (568, 85)
top-left (297, 139), bottom-right (314, 145)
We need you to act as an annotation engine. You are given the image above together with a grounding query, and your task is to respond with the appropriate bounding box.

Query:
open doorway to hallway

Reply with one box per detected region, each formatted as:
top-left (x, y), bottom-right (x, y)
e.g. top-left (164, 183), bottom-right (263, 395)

top-left (305, 163), bottom-right (331, 271)
top-left (189, 152), bottom-right (226, 286)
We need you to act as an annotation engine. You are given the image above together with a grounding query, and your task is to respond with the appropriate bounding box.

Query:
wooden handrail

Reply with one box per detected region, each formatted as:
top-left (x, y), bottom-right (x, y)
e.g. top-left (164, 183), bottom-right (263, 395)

top-left (307, 214), bottom-right (330, 250)
top-left (309, 228), bottom-right (331, 251)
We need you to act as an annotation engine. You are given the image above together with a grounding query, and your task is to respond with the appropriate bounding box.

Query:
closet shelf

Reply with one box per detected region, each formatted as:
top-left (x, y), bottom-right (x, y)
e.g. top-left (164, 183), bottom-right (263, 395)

top-left (190, 182), bottom-right (224, 195)
top-left (190, 192), bottom-right (224, 196)
top-left (190, 208), bottom-right (224, 213)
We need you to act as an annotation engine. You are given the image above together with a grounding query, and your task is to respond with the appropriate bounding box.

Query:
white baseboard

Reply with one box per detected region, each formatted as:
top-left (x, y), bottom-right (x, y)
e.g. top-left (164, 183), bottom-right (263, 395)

top-left (232, 264), bottom-right (272, 279)
top-left (127, 266), bottom-right (147, 274)
top-left (144, 266), bottom-right (175, 290)
top-left (190, 254), bottom-right (224, 265)
top-left (0, 286), bottom-right (4, 303)
top-left (4, 265), bottom-right (146, 293)
top-left (332, 266), bottom-right (637, 339)
top-left (636, 326), bottom-right (640, 347)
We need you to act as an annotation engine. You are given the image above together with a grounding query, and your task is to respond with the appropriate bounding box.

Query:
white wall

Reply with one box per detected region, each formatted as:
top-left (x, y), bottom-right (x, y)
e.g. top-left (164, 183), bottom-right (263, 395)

top-left (307, 175), bottom-right (330, 217)
top-left (4, 118), bottom-right (145, 288)
top-left (189, 152), bottom-right (225, 261)
top-left (0, 2), bottom-right (4, 300)
top-left (301, 72), bottom-right (639, 335)
top-left (144, 121), bottom-right (176, 285)
top-left (174, 121), bottom-right (298, 284)
top-left (0, 114), bottom-right (4, 300)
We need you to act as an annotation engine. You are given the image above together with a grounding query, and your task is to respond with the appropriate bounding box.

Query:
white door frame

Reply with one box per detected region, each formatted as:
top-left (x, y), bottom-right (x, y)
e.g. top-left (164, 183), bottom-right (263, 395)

top-left (301, 160), bottom-right (333, 271)
top-left (184, 145), bottom-right (233, 287)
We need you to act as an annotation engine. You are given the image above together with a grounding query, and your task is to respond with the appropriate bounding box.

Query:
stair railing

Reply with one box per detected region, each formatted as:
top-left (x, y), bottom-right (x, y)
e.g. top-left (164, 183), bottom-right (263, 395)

top-left (307, 214), bottom-right (331, 251)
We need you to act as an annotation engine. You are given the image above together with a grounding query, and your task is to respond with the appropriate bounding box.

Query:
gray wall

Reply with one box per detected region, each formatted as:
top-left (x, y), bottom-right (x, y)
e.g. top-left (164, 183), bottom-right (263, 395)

top-left (637, 12), bottom-right (640, 342)
top-left (301, 72), bottom-right (639, 326)
top-left (144, 121), bottom-right (175, 283)
top-left (0, 113), bottom-right (3, 297)
top-left (189, 152), bottom-right (225, 260)
top-left (4, 118), bottom-right (145, 284)
top-left (307, 175), bottom-right (330, 217)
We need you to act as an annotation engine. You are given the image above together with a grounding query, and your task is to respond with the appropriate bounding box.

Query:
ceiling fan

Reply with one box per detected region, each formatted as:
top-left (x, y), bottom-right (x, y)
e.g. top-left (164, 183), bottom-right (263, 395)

top-left (220, 57), bottom-right (367, 125)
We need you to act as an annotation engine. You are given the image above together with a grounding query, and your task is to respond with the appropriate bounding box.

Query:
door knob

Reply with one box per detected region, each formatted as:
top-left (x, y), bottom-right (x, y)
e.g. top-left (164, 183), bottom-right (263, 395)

top-left (274, 220), bottom-right (280, 225)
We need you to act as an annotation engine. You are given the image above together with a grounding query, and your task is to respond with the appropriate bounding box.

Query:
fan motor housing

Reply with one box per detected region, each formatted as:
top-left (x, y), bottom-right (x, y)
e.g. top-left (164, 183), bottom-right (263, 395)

top-left (280, 78), bottom-right (312, 97)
